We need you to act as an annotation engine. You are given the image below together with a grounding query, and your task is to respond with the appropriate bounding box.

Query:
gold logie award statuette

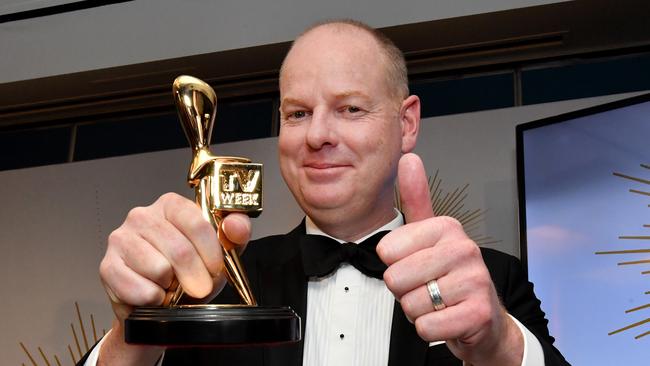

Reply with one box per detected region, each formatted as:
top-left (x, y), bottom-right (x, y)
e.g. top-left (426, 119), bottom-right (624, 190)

top-left (124, 75), bottom-right (301, 347)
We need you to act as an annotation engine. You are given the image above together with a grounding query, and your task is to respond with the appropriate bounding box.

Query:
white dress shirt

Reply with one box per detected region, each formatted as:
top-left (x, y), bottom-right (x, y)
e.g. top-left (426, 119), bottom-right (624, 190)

top-left (85, 211), bottom-right (544, 366)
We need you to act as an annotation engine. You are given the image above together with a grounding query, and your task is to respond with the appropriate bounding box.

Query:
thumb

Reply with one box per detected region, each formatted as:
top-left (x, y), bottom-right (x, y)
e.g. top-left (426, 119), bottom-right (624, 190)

top-left (398, 153), bottom-right (434, 223)
top-left (219, 213), bottom-right (251, 252)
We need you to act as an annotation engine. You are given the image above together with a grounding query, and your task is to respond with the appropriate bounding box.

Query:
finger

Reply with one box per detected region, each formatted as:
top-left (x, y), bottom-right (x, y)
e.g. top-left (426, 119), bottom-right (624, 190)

top-left (112, 230), bottom-right (174, 289)
top-left (160, 193), bottom-right (223, 278)
top-left (378, 216), bottom-right (465, 265)
top-left (413, 298), bottom-right (491, 343)
top-left (383, 231), bottom-right (473, 294)
top-left (399, 272), bottom-right (471, 320)
top-left (100, 256), bottom-right (166, 308)
top-left (179, 275), bottom-right (230, 304)
top-left (220, 213), bottom-right (252, 254)
top-left (398, 153), bottom-right (434, 223)
top-left (401, 286), bottom-right (439, 321)
top-left (145, 226), bottom-right (213, 299)
top-left (384, 246), bottom-right (448, 297)
top-left (128, 205), bottom-right (213, 299)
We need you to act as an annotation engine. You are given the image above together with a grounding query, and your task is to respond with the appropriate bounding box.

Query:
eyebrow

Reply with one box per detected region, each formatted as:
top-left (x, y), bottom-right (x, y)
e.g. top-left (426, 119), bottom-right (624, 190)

top-left (281, 91), bottom-right (371, 107)
top-left (280, 97), bottom-right (304, 107)
top-left (333, 90), bottom-right (371, 100)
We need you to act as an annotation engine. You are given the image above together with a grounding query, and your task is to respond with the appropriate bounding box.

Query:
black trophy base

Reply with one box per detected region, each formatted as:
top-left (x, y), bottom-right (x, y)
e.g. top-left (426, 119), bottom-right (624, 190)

top-left (124, 305), bottom-right (301, 347)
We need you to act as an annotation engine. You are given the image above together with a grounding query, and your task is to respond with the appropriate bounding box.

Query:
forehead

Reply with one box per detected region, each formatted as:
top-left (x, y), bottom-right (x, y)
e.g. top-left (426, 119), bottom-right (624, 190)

top-left (280, 25), bottom-right (391, 98)
top-left (291, 24), bottom-right (381, 57)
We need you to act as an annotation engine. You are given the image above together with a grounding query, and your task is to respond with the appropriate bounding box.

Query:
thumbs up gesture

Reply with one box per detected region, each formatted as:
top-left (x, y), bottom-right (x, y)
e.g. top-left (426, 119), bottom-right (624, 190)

top-left (377, 153), bottom-right (524, 366)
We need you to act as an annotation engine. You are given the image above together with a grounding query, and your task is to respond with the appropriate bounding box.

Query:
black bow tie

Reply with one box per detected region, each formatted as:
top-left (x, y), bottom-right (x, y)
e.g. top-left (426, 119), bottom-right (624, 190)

top-left (300, 230), bottom-right (389, 279)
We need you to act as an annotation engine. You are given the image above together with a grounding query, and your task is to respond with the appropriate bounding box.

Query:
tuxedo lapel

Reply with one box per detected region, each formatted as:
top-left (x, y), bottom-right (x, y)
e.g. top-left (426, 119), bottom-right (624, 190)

top-left (256, 224), bottom-right (308, 366)
top-left (387, 302), bottom-right (463, 366)
top-left (388, 300), bottom-right (428, 366)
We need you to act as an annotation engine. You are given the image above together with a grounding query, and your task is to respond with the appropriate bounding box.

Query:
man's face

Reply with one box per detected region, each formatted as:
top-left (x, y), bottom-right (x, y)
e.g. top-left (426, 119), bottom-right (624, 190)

top-left (278, 25), bottom-right (418, 239)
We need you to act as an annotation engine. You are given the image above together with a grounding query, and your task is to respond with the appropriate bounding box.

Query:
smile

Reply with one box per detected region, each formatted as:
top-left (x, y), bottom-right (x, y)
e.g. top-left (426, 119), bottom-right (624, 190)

top-left (302, 163), bottom-right (352, 180)
top-left (304, 162), bottom-right (349, 169)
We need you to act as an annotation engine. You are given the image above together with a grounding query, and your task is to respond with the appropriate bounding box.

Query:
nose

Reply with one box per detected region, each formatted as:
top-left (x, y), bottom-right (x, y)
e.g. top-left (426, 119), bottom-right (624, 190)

top-left (306, 109), bottom-right (338, 149)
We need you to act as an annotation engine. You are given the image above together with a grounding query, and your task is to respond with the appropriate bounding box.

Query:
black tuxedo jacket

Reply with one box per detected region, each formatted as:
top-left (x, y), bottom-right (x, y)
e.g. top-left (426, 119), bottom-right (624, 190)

top-left (161, 223), bottom-right (569, 365)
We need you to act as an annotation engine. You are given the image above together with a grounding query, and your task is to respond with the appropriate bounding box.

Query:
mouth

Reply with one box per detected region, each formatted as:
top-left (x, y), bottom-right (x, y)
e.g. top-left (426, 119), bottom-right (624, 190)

top-left (302, 162), bottom-right (352, 179)
top-left (304, 162), bottom-right (349, 169)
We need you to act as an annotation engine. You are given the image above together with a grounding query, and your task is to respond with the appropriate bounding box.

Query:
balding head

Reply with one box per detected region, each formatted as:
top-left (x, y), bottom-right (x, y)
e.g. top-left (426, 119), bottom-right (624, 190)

top-left (280, 20), bottom-right (409, 102)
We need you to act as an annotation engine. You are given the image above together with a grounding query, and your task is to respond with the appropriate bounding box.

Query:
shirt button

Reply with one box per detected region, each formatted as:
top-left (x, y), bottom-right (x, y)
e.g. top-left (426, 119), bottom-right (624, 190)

top-left (344, 286), bottom-right (349, 292)
top-left (339, 333), bottom-right (345, 340)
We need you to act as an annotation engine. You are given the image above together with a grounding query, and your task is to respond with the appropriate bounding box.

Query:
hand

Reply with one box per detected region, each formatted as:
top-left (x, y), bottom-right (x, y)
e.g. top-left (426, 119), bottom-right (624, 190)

top-left (97, 192), bottom-right (251, 364)
top-left (376, 153), bottom-right (523, 366)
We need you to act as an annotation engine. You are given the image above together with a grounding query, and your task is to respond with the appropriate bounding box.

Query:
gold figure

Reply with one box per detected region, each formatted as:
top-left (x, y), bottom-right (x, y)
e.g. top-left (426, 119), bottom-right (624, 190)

top-left (164, 75), bottom-right (262, 307)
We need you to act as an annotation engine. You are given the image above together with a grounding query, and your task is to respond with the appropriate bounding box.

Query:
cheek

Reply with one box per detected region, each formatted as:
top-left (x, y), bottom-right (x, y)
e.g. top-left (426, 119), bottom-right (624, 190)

top-left (278, 129), bottom-right (295, 158)
top-left (278, 124), bottom-right (306, 149)
top-left (278, 131), bottom-right (302, 176)
top-left (361, 125), bottom-right (402, 176)
top-left (359, 125), bottom-right (397, 160)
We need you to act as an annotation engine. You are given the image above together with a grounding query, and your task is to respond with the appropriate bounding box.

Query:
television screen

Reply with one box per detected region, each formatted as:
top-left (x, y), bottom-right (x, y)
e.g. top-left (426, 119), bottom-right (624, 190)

top-left (516, 93), bottom-right (650, 364)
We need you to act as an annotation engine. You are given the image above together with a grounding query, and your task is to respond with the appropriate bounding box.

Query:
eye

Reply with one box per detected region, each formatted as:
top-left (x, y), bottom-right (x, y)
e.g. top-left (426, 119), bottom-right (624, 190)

top-left (339, 105), bottom-right (366, 119)
top-left (292, 111), bottom-right (307, 119)
top-left (284, 110), bottom-right (309, 122)
top-left (346, 106), bottom-right (361, 113)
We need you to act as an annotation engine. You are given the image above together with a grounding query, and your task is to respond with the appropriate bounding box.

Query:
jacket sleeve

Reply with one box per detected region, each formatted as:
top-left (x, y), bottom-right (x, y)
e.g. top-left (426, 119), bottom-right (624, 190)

top-left (482, 248), bottom-right (570, 365)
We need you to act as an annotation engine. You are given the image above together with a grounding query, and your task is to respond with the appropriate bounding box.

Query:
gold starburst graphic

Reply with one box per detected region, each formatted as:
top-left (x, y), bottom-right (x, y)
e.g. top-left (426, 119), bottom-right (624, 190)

top-left (596, 163), bottom-right (650, 339)
top-left (19, 302), bottom-right (106, 366)
top-left (395, 170), bottom-right (500, 246)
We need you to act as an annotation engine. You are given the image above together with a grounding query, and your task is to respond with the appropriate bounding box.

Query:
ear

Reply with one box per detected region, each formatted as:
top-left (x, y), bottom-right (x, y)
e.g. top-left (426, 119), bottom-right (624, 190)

top-left (399, 95), bottom-right (420, 153)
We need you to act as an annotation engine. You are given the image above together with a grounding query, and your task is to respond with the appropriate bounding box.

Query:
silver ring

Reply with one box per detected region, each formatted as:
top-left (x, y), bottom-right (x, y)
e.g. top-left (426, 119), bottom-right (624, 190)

top-left (426, 279), bottom-right (446, 311)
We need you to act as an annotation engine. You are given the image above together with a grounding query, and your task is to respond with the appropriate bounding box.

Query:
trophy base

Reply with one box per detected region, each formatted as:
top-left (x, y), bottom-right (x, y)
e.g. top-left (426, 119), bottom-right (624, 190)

top-left (124, 305), bottom-right (301, 347)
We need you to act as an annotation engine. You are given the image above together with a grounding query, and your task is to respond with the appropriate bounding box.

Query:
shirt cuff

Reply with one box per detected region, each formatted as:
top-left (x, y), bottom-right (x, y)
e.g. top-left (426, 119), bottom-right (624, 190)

top-left (509, 314), bottom-right (545, 366)
top-left (82, 329), bottom-right (165, 366)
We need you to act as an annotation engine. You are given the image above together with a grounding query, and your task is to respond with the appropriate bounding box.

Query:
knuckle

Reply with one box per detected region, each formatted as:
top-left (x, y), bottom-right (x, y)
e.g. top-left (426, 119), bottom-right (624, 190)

top-left (158, 192), bottom-right (193, 215)
top-left (151, 259), bottom-right (174, 284)
top-left (466, 269), bottom-right (482, 287)
top-left (375, 243), bottom-right (388, 261)
top-left (159, 192), bottom-right (184, 206)
top-left (168, 242), bottom-right (195, 266)
top-left (383, 268), bottom-right (398, 292)
top-left (99, 257), bottom-right (113, 281)
top-left (471, 302), bottom-right (493, 328)
top-left (457, 239), bottom-right (480, 259)
top-left (126, 206), bottom-right (149, 225)
top-left (414, 317), bottom-right (433, 340)
top-left (400, 294), bottom-right (415, 315)
top-left (439, 216), bottom-right (462, 231)
top-left (107, 228), bottom-right (128, 248)
top-left (476, 272), bottom-right (492, 289)
top-left (467, 241), bottom-right (481, 256)
top-left (188, 215), bottom-right (213, 237)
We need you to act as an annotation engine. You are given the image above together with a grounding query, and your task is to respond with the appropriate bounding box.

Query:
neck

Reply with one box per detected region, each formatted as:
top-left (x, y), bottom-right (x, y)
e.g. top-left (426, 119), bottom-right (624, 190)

top-left (308, 206), bottom-right (398, 242)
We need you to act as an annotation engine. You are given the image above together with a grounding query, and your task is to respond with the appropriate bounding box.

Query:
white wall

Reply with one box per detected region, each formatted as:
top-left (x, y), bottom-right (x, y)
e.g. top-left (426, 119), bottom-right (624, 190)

top-left (1, 91), bottom-right (642, 365)
top-left (0, 0), bottom-right (566, 83)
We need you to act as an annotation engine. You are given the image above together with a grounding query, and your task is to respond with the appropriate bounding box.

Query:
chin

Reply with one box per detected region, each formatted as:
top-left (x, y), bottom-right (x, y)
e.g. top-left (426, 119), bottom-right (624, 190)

top-left (300, 191), bottom-right (351, 212)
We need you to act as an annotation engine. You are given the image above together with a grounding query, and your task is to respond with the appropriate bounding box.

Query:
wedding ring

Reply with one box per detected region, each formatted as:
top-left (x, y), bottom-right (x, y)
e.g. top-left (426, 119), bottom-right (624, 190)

top-left (426, 279), bottom-right (446, 311)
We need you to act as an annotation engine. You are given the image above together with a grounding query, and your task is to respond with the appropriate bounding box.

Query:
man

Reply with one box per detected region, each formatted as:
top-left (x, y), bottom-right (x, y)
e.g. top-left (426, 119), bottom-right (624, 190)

top-left (83, 20), bottom-right (568, 365)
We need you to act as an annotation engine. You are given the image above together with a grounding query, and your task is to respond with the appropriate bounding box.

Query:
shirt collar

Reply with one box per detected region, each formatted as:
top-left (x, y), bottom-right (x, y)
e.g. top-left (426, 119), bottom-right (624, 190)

top-left (305, 209), bottom-right (404, 243)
